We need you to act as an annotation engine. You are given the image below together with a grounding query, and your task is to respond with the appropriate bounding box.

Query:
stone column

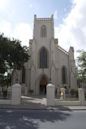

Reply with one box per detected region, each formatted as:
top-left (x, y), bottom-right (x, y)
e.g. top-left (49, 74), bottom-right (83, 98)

top-left (11, 83), bottom-right (21, 105)
top-left (60, 88), bottom-right (65, 100)
top-left (78, 88), bottom-right (85, 105)
top-left (47, 83), bottom-right (55, 106)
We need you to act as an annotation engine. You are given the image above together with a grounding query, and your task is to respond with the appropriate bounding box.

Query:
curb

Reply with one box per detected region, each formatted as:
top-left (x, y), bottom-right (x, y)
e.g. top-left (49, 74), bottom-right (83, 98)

top-left (0, 105), bottom-right (86, 111)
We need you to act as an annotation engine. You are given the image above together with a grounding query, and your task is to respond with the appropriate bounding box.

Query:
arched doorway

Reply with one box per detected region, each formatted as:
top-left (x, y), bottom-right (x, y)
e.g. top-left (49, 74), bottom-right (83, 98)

top-left (39, 75), bottom-right (48, 95)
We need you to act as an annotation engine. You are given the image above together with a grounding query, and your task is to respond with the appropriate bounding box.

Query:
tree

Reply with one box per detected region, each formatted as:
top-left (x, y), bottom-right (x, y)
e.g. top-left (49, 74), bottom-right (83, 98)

top-left (77, 50), bottom-right (86, 87)
top-left (0, 33), bottom-right (29, 88)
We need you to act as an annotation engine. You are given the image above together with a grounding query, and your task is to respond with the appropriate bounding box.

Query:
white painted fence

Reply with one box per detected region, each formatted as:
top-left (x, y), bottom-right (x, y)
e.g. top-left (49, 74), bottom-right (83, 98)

top-left (47, 83), bottom-right (55, 106)
top-left (11, 83), bottom-right (21, 105)
top-left (55, 100), bottom-right (81, 106)
top-left (47, 83), bottom-right (86, 106)
top-left (0, 99), bottom-right (11, 105)
top-left (0, 83), bottom-right (21, 105)
top-left (0, 82), bottom-right (86, 106)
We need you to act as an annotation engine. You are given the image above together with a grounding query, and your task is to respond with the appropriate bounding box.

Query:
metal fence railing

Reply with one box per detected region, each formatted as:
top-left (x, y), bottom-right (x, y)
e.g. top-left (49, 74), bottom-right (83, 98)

top-left (55, 88), bottom-right (78, 101)
top-left (0, 87), bottom-right (11, 99)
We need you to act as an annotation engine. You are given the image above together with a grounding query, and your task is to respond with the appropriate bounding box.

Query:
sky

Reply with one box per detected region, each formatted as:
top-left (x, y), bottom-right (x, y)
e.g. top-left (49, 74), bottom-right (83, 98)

top-left (0, 0), bottom-right (86, 58)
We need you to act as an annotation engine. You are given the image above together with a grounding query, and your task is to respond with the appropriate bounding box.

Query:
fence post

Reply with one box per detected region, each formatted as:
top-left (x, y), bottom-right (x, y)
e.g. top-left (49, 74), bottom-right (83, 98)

top-left (47, 83), bottom-right (55, 106)
top-left (11, 83), bottom-right (21, 105)
top-left (78, 88), bottom-right (85, 105)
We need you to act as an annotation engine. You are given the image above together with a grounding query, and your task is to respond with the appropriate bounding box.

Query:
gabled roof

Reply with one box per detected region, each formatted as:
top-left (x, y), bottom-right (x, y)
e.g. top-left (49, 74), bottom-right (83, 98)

top-left (57, 45), bottom-right (68, 55)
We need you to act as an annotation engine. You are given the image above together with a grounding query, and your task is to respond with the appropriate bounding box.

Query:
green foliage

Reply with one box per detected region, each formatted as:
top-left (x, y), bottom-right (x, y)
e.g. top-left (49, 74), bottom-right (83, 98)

top-left (0, 33), bottom-right (29, 87)
top-left (77, 50), bottom-right (86, 83)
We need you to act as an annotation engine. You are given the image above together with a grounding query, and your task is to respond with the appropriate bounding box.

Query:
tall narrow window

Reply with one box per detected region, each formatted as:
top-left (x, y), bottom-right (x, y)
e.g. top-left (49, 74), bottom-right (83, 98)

top-left (39, 47), bottom-right (48, 68)
top-left (22, 66), bottom-right (25, 83)
top-left (62, 66), bottom-right (67, 84)
top-left (40, 25), bottom-right (47, 37)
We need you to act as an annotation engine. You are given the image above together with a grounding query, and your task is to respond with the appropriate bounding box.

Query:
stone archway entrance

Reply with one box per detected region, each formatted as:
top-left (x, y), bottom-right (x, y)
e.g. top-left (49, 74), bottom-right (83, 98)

top-left (39, 75), bottom-right (48, 95)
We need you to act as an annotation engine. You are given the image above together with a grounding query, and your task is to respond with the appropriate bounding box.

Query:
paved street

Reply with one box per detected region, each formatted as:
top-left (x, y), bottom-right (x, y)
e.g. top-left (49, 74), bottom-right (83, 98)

top-left (0, 108), bottom-right (86, 129)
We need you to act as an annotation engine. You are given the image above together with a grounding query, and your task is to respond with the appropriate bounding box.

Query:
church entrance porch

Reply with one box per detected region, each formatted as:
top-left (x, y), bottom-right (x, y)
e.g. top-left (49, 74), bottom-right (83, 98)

top-left (39, 75), bottom-right (48, 95)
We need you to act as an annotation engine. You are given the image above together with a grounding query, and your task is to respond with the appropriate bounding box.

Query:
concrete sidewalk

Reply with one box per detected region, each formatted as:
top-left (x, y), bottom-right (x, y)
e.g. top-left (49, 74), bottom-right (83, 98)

top-left (0, 96), bottom-right (86, 110)
top-left (66, 106), bottom-right (86, 110)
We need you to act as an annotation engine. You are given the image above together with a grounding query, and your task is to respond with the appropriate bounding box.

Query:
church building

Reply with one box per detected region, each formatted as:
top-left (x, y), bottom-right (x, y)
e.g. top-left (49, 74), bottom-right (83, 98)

top-left (12, 15), bottom-right (77, 95)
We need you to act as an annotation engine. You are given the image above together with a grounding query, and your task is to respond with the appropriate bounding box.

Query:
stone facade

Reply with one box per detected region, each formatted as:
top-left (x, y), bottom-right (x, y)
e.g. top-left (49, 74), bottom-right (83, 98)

top-left (13, 15), bottom-right (77, 95)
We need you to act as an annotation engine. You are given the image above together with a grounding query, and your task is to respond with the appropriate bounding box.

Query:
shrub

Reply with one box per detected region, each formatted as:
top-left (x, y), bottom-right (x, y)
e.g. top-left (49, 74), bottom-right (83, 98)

top-left (70, 89), bottom-right (78, 98)
top-left (29, 89), bottom-right (33, 94)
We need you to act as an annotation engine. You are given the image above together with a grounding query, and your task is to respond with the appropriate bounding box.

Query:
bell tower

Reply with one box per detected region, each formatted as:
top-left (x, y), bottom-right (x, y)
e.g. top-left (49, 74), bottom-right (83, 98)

top-left (30, 15), bottom-right (56, 95)
top-left (33, 14), bottom-right (54, 40)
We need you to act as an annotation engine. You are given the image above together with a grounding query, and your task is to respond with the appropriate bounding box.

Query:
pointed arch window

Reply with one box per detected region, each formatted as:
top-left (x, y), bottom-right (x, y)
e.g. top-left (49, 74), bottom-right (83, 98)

top-left (39, 47), bottom-right (48, 68)
top-left (62, 66), bottom-right (67, 84)
top-left (40, 25), bottom-right (47, 37)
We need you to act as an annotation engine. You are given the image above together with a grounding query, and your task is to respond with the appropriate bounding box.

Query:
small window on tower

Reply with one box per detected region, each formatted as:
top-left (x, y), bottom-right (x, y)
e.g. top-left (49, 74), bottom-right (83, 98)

top-left (40, 25), bottom-right (47, 37)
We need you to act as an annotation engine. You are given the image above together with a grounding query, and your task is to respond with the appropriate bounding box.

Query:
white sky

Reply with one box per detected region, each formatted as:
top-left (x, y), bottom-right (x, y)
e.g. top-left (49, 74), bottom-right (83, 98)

top-left (0, 0), bottom-right (86, 58)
